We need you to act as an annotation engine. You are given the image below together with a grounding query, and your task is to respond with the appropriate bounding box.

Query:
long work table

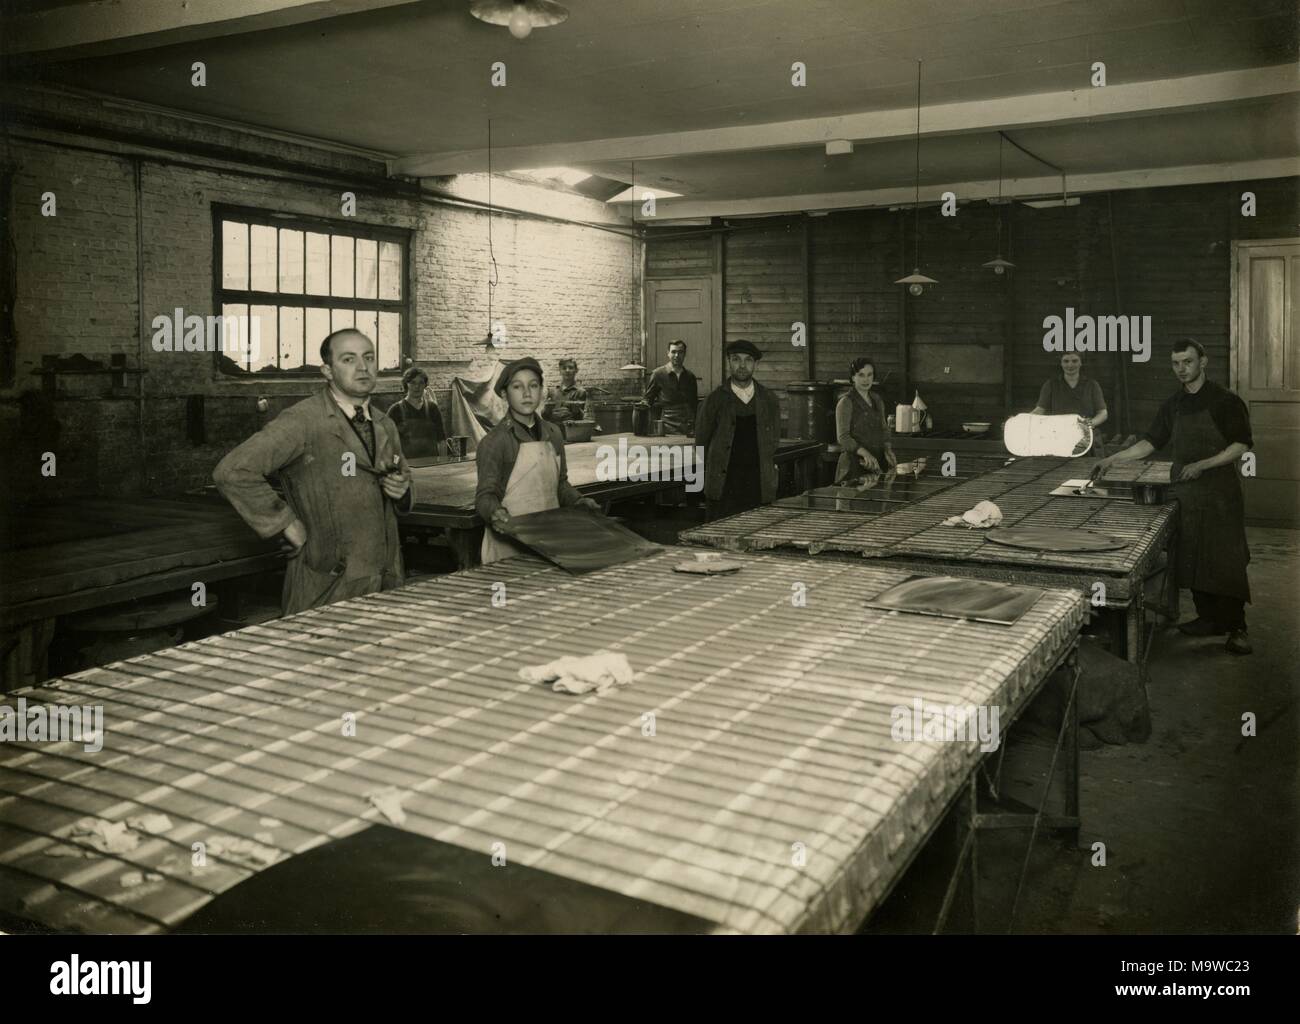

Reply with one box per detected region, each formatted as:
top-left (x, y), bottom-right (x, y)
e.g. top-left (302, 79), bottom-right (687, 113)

top-left (681, 456), bottom-right (1178, 663)
top-left (403, 433), bottom-right (824, 568)
top-left (0, 496), bottom-right (284, 688)
top-left (0, 548), bottom-right (1083, 934)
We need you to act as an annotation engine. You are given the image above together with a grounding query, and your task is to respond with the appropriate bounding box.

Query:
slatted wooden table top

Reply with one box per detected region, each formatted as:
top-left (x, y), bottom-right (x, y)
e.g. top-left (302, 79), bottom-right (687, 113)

top-left (0, 550), bottom-right (1083, 935)
top-left (682, 458), bottom-right (1176, 593)
top-left (0, 497), bottom-right (283, 623)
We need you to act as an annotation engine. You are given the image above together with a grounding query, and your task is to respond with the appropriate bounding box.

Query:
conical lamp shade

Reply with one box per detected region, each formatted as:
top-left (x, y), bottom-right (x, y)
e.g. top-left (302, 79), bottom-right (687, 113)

top-left (895, 269), bottom-right (938, 285)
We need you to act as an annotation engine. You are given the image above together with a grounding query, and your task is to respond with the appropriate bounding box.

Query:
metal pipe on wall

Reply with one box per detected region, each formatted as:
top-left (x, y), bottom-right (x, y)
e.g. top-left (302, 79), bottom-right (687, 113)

top-left (1106, 192), bottom-right (1131, 437)
top-left (133, 155), bottom-right (147, 489)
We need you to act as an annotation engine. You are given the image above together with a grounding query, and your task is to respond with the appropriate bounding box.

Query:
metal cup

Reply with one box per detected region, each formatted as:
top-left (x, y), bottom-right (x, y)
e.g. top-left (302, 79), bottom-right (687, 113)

top-left (447, 435), bottom-right (469, 458)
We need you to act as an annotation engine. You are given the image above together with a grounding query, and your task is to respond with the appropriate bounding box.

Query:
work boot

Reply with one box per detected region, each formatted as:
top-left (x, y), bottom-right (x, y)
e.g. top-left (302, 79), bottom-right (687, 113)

top-left (1225, 630), bottom-right (1253, 656)
top-left (1178, 617), bottom-right (1223, 637)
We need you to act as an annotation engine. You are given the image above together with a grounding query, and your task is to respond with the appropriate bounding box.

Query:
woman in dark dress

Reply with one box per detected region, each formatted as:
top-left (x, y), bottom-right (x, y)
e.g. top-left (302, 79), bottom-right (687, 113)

top-left (834, 357), bottom-right (896, 483)
top-left (387, 366), bottom-right (447, 458)
top-left (1031, 352), bottom-right (1108, 450)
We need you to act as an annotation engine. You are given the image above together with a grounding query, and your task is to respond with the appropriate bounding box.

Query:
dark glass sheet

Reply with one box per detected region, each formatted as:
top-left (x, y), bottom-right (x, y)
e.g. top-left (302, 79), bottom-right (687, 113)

top-left (174, 825), bottom-right (712, 934)
top-left (985, 526), bottom-right (1128, 552)
top-left (864, 574), bottom-right (1045, 626)
top-left (499, 507), bottom-right (662, 574)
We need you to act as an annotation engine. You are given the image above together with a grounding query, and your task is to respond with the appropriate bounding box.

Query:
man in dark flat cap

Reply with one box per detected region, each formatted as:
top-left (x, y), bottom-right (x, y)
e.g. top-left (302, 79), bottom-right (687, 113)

top-left (696, 339), bottom-right (782, 521)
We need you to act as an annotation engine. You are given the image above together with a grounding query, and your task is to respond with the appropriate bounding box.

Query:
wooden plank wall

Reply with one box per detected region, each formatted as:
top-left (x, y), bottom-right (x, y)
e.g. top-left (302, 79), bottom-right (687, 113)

top-left (810, 211), bottom-right (904, 406)
top-left (907, 205), bottom-right (1012, 430)
top-left (644, 177), bottom-right (1299, 437)
top-left (723, 219), bottom-right (807, 417)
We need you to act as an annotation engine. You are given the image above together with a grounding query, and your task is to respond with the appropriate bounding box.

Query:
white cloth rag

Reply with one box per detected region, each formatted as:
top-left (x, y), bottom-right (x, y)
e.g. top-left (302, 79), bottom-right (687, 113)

top-left (943, 500), bottom-right (1004, 529)
top-left (519, 652), bottom-right (635, 695)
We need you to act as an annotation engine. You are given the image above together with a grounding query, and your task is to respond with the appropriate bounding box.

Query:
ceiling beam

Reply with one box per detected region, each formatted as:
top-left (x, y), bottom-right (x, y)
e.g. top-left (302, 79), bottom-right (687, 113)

top-left (393, 65), bottom-right (1298, 177)
top-left (621, 159), bottom-right (1298, 221)
top-left (1, 0), bottom-right (424, 60)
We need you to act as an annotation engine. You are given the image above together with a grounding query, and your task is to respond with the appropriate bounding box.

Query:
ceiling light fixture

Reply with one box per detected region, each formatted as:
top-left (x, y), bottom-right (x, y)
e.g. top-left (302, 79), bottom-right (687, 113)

top-left (470, 0), bottom-right (569, 40)
top-left (982, 134), bottom-right (1016, 275)
top-left (895, 60), bottom-right (937, 296)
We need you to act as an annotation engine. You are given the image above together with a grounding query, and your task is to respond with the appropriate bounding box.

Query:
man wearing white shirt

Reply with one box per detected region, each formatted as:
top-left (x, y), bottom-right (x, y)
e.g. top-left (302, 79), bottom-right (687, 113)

top-left (695, 339), bottom-right (782, 521)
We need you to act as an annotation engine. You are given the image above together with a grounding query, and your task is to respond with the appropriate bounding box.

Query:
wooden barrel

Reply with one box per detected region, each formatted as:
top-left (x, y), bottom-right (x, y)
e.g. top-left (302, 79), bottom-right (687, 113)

top-left (786, 381), bottom-right (838, 443)
top-left (592, 402), bottom-right (635, 435)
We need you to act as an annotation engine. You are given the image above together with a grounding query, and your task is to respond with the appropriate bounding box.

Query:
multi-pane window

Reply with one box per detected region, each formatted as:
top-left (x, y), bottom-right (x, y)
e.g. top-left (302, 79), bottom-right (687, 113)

top-left (214, 206), bottom-right (409, 375)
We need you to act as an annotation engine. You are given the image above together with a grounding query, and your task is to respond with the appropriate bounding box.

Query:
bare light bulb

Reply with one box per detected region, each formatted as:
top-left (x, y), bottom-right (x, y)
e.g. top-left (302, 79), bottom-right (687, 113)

top-left (993, 264), bottom-right (1005, 275)
top-left (508, 6), bottom-right (532, 38)
top-left (908, 283), bottom-right (924, 297)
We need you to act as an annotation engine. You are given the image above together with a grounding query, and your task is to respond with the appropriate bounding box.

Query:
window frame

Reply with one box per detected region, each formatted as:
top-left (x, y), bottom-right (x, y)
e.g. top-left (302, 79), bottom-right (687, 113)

top-left (211, 203), bottom-right (411, 378)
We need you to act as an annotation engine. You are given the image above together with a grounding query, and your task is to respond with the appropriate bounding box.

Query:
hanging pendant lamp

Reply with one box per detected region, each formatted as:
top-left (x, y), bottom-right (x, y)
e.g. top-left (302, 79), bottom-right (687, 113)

top-left (982, 134), bottom-right (1017, 275)
top-left (895, 60), bottom-right (937, 295)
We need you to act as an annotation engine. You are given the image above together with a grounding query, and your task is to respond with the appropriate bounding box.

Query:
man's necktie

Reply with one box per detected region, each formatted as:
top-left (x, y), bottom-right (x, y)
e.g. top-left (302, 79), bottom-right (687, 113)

top-left (351, 405), bottom-right (375, 460)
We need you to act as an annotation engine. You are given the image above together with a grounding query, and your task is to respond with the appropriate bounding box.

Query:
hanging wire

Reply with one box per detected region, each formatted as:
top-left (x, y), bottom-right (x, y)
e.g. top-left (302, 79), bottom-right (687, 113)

top-left (487, 118), bottom-right (499, 340)
top-left (997, 133), bottom-right (1004, 251)
top-left (997, 132), bottom-right (1003, 201)
top-left (999, 129), bottom-right (1069, 203)
top-left (913, 59), bottom-right (921, 268)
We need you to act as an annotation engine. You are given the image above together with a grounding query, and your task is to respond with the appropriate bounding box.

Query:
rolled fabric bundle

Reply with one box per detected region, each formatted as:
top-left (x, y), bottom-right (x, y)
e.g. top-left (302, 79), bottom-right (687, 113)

top-left (1003, 413), bottom-right (1093, 458)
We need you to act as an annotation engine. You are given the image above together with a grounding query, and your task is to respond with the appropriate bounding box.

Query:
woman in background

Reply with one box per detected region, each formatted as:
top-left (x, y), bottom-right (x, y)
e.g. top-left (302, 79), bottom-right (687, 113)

top-left (387, 366), bottom-right (447, 458)
top-left (1031, 352), bottom-right (1108, 448)
top-left (834, 357), bottom-right (896, 483)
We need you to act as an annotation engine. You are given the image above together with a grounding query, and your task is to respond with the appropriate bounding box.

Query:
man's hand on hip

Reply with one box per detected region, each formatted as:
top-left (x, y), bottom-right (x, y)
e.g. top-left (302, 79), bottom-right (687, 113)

top-left (281, 518), bottom-right (307, 556)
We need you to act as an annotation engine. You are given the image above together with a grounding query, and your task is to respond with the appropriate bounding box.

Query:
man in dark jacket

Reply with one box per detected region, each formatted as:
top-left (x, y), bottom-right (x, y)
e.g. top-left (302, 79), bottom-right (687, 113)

top-left (696, 339), bottom-right (782, 521)
top-left (643, 339), bottom-right (698, 435)
top-left (214, 329), bottom-right (412, 615)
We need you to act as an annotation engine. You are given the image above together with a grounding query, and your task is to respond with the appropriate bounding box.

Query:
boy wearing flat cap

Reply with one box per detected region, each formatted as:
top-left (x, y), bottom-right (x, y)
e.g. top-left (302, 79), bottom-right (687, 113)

top-left (696, 339), bottom-right (782, 520)
top-left (474, 356), bottom-right (602, 563)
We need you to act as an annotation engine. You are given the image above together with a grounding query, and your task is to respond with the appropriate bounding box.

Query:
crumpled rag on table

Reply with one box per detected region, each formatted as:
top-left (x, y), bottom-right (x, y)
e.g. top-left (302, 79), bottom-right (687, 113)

top-left (519, 652), bottom-right (635, 695)
top-left (942, 500), bottom-right (1004, 529)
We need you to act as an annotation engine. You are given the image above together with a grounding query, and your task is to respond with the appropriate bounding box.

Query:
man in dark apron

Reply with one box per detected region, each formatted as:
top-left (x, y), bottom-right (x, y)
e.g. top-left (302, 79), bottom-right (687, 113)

top-left (696, 339), bottom-right (781, 521)
top-left (1095, 339), bottom-right (1253, 655)
top-left (643, 339), bottom-right (699, 435)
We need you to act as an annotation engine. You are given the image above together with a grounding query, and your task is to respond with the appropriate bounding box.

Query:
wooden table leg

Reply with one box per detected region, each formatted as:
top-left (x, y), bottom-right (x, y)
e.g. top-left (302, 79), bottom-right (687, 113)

top-left (1062, 648), bottom-right (1081, 849)
top-left (447, 527), bottom-right (482, 570)
top-left (1164, 528), bottom-right (1181, 622)
top-left (0, 617), bottom-right (56, 689)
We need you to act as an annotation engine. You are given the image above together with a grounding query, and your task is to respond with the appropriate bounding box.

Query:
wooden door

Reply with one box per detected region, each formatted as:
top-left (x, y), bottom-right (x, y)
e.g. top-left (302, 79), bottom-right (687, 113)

top-left (1233, 238), bottom-right (1300, 526)
top-left (646, 278), bottom-right (717, 397)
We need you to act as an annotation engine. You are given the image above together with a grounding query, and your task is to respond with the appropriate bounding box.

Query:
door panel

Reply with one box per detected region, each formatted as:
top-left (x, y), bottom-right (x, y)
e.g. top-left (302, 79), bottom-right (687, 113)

top-left (647, 278), bottom-right (717, 398)
top-left (1234, 240), bottom-right (1300, 526)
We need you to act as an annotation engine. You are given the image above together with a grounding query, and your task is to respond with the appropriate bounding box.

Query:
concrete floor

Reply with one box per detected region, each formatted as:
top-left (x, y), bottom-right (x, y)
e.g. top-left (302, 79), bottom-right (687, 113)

top-left (982, 525), bottom-right (1300, 934)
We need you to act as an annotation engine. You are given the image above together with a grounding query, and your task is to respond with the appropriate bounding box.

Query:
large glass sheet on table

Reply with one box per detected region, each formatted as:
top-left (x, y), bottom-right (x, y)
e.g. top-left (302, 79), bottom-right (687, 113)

top-left (864, 575), bottom-right (1045, 626)
top-left (498, 507), bottom-right (662, 574)
top-left (985, 526), bottom-right (1128, 552)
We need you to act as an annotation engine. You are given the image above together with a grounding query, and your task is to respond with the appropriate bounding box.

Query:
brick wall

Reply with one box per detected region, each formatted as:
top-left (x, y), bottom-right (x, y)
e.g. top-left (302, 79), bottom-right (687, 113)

top-left (647, 177), bottom-right (1299, 433)
top-left (1, 88), bottom-right (639, 502)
